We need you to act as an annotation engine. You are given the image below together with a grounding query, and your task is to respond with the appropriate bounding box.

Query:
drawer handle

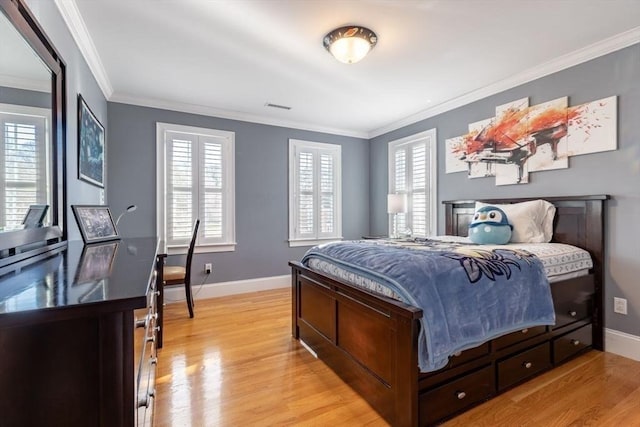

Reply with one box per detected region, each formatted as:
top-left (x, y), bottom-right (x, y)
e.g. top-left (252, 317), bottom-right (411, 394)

top-left (135, 317), bottom-right (146, 329)
top-left (523, 362), bottom-right (533, 369)
top-left (453, 351), bottom-right (462, 357)
top-left (571, 339), bottom-right (581, 346)
top-left (521, 328), bottom-right (529, 334)
top-left (137, 389), bottom-right (156, 409)
top-left (569, 310), bottom-right (577, 317)
top-left (456, 391), bottom-right (466, 400)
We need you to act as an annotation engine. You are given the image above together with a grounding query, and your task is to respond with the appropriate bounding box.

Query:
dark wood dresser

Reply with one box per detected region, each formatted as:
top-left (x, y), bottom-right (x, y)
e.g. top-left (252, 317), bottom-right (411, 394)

top-left (0, 237), bottom-right (164, 427)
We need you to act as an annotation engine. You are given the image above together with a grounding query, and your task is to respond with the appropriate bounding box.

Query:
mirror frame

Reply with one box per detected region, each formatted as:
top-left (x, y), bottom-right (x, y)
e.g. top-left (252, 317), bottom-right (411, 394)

top-left (0, 0), bottom-right (67, 262)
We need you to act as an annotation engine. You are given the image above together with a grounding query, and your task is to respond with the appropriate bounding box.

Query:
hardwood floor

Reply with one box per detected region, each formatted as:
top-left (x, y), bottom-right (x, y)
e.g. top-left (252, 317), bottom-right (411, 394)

top-left (155, 288), bottom-right (640, 426)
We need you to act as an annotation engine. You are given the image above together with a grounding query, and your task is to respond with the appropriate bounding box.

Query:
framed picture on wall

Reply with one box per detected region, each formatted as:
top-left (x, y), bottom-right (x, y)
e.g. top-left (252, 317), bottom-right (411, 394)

top-left (71, 205), bottom-right (119, 244)
top-left (78, 94), bottom-right (105, 188)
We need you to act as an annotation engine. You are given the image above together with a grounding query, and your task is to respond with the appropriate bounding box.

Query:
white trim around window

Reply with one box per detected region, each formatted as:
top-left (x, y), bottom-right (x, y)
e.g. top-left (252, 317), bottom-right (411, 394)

top-left (388, 128), bottom-right (438, 238)
top-left (0, 103), bottom-right (51, 230)
top-left (156, 122), bottom-right (236, 255)
top-left (288, 139), bottom-right (342, 247)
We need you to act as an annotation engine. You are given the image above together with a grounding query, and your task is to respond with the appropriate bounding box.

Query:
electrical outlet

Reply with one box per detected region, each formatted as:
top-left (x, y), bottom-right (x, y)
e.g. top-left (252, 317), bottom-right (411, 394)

top-left (204, 263), bottom-right (212, 274)
top-left (614, 297), bottom-right (627, 315)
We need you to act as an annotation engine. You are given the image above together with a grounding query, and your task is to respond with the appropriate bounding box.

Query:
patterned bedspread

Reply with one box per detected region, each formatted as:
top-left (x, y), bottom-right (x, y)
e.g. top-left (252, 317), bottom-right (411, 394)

top-left (302, 239), bottom-right (556, 372)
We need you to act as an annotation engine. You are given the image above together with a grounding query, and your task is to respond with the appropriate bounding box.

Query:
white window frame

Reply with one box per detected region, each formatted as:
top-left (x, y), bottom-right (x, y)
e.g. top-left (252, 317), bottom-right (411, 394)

top-left (0, 103), bottom-right (51, 229)
top-left (156, 122), bottom-right (236, 255)
top-left (388, 128), bottom-right (438, 238)
top-left (288, 139), bottom-right (342, 247)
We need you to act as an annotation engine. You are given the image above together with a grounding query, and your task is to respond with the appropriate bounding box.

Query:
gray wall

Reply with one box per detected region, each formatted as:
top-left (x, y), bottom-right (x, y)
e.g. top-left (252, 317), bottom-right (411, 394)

top-left (0, 86), bottom-right (50, 108)
top-left (107, 102), bottom-right (370, 283)
top-left (26, 0), bottom-right (108, 240)
top-left (370, 44), bottom-right (640, 336)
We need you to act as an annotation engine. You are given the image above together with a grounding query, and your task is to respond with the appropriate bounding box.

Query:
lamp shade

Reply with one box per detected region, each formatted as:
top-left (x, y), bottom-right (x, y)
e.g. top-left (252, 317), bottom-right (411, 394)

top-left (387, 194), bottom-right (407, 214)
top-left (323, 26), bottom-right (377, 64)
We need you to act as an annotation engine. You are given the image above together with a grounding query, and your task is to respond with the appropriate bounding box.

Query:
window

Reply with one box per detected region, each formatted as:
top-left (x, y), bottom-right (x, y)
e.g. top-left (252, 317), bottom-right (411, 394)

top-left (0, 104), bottom-right (50, 230)
top-left (289, 139), bottom-right (341, 246)
top-left (388, 129), bottom-right (437, 238)
top-left (157, 123), bottom-right (235, 254)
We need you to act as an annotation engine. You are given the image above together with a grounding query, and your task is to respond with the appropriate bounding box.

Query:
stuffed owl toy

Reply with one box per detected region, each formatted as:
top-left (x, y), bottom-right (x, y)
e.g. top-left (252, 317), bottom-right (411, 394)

top-left (469, 206), bottom-right (512, 245)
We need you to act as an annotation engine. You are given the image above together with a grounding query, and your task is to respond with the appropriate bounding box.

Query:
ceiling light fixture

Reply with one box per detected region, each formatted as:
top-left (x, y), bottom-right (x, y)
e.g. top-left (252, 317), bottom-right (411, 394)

top-left (323, 26), bottom-right (377, 64)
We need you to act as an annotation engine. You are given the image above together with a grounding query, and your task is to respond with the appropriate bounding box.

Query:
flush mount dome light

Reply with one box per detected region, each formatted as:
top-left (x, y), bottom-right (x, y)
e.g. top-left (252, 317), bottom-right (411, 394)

top-left (323, 26), bottom-right (377, 64)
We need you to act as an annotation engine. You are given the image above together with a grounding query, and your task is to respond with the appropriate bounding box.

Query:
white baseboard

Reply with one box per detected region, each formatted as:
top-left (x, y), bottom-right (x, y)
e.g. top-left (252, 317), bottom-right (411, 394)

top-left (163, 274), bottom-right (290, 303)
top-left (605, 328), bottom-right (640, 361)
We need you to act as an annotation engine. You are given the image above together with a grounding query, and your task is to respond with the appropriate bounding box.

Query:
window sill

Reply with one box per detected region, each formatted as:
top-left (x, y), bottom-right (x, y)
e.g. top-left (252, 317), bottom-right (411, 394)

top-left (288, 237), bottom-right (342, 248)
top-left (167, 243), bottom-right (236, 255)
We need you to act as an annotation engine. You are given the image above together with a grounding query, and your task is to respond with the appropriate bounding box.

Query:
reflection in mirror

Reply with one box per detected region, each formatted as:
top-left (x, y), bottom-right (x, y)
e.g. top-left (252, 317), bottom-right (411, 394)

top-left (22, 204), bottom-right (48, 228)
top-left (0, 8), bottom-right (53, 231)
top-left (0, 0), bottom-right (66, 262)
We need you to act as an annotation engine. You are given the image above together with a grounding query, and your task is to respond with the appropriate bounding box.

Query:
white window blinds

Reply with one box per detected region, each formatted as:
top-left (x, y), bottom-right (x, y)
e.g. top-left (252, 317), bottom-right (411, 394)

top-left (289, 139), bottom-right (341, 246)
top-left (157, 123), bottom-right (235, 253)
top-left (0, 107), bottom-right (50, 230)
top-left (388, 129), bottom-right (437, 238)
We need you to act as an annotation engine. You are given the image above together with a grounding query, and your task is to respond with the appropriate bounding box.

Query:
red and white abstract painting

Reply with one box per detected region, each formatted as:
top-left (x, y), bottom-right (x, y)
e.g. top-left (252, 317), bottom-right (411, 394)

top-left (445, 95), bottom-right (617, 185)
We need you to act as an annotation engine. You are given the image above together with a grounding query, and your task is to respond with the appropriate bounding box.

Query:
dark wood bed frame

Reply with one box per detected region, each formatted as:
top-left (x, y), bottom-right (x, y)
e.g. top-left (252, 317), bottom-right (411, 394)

top-left (290, 195), bottom-right (607, 426)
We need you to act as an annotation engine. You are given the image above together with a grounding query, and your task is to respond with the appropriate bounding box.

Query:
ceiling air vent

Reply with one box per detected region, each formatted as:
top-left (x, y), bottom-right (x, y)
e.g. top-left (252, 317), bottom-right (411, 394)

top-left (265, 102), bottom-right (292, 110)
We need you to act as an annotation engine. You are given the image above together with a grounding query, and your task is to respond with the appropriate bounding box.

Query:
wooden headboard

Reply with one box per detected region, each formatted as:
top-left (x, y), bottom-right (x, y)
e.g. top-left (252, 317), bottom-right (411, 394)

top-left (443, 195), bottom-right (608, 348)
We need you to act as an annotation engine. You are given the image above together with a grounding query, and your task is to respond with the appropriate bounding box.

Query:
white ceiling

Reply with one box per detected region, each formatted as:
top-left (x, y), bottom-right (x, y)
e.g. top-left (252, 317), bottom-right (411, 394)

top-left (0, 10), bottom-right (51, 92)
top-left (54, 0), bottom-right (640, 138)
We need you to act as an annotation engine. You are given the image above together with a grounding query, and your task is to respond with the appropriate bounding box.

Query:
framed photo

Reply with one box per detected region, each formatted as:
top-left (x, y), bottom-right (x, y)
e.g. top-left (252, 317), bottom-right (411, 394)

top-left (78, 94), bottom-right (105, 188)
top-left (71, 205), bottom-right (120, 244)
top-left (74, 241), bottom-right (119, 284)
top-left (22, 204), bottom-right (49, 228)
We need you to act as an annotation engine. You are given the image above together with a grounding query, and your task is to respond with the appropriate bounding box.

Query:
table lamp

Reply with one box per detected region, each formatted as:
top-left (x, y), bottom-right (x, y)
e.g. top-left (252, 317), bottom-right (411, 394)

top-left (387, 194), bottom-right (407, 238)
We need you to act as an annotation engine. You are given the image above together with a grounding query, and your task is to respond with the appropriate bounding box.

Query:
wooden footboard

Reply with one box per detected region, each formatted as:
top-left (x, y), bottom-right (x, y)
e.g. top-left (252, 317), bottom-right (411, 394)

top-left (291, 195), bottom-right (607, 426)
top-left (291, 262), bottom-right (422, 426)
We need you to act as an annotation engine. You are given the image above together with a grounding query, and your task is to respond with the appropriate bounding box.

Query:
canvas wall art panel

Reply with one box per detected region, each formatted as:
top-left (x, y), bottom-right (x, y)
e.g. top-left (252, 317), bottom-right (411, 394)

top-left (445, 136), bottom-right (468, 173)
top-left (526, 97), bottom-right (569, 172)
top-left (444, 94), bottom-right (617, 185)
top-left (567, 95), bottom-right (617, 156)
top-left (466, 117), bottom-right (496, 178)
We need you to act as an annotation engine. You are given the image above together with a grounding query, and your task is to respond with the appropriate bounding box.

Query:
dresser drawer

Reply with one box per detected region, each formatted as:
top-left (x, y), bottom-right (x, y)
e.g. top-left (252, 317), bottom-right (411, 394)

top-left (420, 366), bottom-right (495, 425)
top-left (446, 343), bottom-right (490, 369)
top-left (493, 326), bottom-right (547, 351)
top-left (134, 267), bottom-right (160, 427)
top-left (553, 324), bottom-right (592, 364)
top-left (497, 343), bottom-right (551, 391)
top-left (551, 275), bottom-right (593, 329)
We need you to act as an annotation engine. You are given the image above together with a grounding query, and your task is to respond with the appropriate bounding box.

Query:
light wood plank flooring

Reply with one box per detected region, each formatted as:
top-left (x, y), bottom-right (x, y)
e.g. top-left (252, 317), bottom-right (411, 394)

top-left (155, 288), bottom-right (640, 426)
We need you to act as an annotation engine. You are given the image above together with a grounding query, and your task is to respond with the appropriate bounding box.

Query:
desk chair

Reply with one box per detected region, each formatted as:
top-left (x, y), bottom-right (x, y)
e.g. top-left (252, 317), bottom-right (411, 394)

top-left (163, 219), bottom-right (199, 318)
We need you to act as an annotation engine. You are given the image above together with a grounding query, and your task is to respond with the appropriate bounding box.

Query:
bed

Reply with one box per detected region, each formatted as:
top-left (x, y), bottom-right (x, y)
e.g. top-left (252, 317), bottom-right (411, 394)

top-left (289, 195), bottom-right (607, 426)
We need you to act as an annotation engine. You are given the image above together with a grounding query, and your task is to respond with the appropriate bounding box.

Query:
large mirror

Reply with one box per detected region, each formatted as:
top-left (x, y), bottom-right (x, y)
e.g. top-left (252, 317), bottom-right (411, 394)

top-left (0, 0), bottom-right (66, 257)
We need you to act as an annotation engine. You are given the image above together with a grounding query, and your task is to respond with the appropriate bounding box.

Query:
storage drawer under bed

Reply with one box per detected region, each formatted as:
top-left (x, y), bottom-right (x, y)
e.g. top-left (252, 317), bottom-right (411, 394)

top-left (553, 323), bottom-right (592, 364)
top-left (497, 342), bottom-right (551, 391)
top-left (420, 365), bottom-right (495, 425)
top-left (551, 275), bottom-right (594, 329)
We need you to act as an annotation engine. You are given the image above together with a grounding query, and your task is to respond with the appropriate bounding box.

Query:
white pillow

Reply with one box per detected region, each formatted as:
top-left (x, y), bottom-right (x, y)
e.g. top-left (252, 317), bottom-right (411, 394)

top-left (474, 200), bottom-right (556, 243)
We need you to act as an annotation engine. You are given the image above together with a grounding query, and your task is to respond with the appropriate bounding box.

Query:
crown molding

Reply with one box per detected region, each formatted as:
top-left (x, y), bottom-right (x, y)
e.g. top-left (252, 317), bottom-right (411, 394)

top-left (54, 0), bottom-right (113, 98)
top-left (109, 93), bottom-right (369, 139)
top-left (368, 27), bottom-right (640, 139)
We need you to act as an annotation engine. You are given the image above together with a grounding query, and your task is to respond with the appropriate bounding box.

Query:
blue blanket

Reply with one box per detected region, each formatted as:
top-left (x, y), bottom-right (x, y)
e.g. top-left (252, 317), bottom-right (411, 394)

top-left (302, 239), bottom-right (555, 372)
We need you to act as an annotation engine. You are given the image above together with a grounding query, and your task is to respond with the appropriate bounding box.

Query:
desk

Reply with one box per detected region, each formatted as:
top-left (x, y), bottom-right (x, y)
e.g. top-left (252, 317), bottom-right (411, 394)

top-left (0, 237), bottom-right (161, 427)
